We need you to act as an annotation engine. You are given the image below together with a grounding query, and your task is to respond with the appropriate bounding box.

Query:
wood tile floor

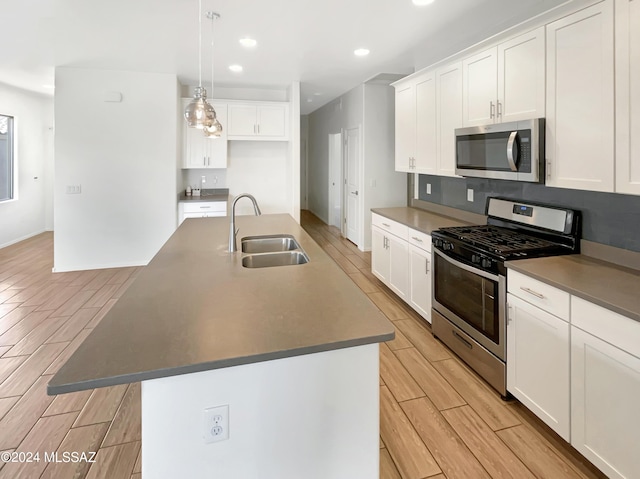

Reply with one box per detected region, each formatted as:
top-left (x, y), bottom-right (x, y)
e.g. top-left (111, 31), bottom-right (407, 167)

top-left (0, 218), bottom-right (607, 479)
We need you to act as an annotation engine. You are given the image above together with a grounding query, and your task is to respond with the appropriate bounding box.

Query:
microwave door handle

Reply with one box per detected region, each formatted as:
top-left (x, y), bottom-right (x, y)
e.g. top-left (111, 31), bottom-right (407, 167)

top-left (506, 131), bottom-right (519, 172)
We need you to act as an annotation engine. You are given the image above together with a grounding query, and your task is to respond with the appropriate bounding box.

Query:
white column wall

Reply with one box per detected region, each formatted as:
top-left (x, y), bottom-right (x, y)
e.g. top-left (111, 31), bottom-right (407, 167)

top-left (53, 67), bottom-right (179, 272)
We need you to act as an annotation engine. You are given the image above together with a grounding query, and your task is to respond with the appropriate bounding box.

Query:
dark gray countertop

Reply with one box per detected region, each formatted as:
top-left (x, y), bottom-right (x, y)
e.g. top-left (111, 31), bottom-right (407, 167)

top-left (179, 188), bottom-right (229, 203)
top-left (371, 207), bottom-right (471, 233)
top-left (48, 214), bottom-right (395, 395)
top-left (506, 256), bottom-right (640, 323)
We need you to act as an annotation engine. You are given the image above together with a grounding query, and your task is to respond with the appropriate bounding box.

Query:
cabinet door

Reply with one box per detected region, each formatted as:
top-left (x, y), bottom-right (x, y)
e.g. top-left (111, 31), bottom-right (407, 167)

top-left (184, 123), bottom-right (209, 168)
top-left (436, 62), bottom-right (463, 177)
top-left (414, 72), bottom-right (437, 175)
top-left (615, 0), bottom-right (640, 195)
top-left (498, 27), bottom-right (545, 122)
top-left (394, 82), bottom-right (415, 173)
top-left (371, 227), bottom-right (390, 283)
top-left (571, 326), bottom-right (640, 479)
top-left (228, 104), bottom-right (257, 136)
top-left (409, 245), bottom-right (431, 322)
top-left (507, 294), bottom-right (570, 440)
top-left (388, 234), bottom-right (409, 301)
top-left (257, 105), bottom-right (287, 138)
top-left (207, 102), bottom-right (228, 168)
top-left (462, 47), bottom-right (498, 126)
top-left (546, 2), bottom-right (614, 192)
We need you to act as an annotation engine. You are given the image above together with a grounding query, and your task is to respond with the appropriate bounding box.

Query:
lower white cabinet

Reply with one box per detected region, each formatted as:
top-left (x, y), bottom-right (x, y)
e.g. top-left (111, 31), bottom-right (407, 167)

top-left (408, 234), bottom-right (432, 322)
top-left (371, 214), bottom-right (432, 321)
top-left (179, 201), bottom-right (227, 225)
top-left (506, 293), bottom-right (570, 440)
top-left (570, 297), bottom-right (640, 479)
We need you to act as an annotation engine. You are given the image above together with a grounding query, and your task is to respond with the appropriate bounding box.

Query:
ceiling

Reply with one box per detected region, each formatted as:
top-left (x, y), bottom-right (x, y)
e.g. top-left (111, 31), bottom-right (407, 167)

top-left (0, 0), bottom-right (567, 114)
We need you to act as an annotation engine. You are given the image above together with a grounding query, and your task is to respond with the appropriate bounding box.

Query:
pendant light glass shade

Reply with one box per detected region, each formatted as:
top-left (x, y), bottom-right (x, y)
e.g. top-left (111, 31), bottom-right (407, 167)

top-left (203, 117), bottom-right (223, 138)
top-left (185, 86), bottom-right (216, 129)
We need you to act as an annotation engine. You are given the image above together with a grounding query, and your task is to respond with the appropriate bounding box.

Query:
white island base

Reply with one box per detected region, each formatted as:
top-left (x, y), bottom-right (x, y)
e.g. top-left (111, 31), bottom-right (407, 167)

top-left (141, 344), bottom-right (380, 479)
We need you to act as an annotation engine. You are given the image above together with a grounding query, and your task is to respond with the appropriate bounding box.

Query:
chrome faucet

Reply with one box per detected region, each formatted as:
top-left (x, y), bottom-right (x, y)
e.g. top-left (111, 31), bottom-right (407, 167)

top-left (229, 193), bottom-right (262, 252)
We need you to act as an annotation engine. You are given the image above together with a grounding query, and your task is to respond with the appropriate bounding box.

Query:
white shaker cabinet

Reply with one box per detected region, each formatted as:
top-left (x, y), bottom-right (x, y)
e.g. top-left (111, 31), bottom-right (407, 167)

top-left (436, 62), bottom-right (463, 177)
top-left (545, 1), bottom-right (615, 192)
top-left (462, 27), bottom-right (545, 127)
top-left (178, 201), bottom-right (227, 225)
top-left (227, 102), bottom-right (289, 140)
top-left (371, 226), bottom-right (390, 284)
top-left (506, 293), bottom-right (570, 441)
top-left (394, 72), bottom-right (437, 174)
top-left (408, 230), bottom-right (432, 322)
top-left (182, 101), bottom-right (228, 169)
top-left (615, 0), bottom-right (640, 195)
top-left (571, 296), bottom-right (640, 479)
top-left (371, 214), bottom-right (409, 302)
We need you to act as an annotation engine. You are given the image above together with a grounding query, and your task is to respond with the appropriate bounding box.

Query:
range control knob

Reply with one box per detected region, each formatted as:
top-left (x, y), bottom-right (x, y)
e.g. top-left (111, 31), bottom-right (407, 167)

top-left (481, 258), bottom-right (492, 269)
top-left (472, 254), bottom-right (480, 264)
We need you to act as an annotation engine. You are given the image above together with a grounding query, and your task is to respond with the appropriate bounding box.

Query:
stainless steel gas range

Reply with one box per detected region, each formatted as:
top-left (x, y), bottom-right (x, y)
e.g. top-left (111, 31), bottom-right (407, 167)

top-left (430, 197), bottom-right (580, 398)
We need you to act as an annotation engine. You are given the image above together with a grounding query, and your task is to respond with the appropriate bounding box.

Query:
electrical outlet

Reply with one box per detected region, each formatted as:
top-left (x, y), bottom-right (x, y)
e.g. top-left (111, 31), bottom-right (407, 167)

top-left (467, 188), bottom-right (474, 202)
top-left (66, 185), bottom-right (81, 194)
top-left (426, 183), bottom-right (432, 195)
top-left (203, 405), bottom-right (229, 444)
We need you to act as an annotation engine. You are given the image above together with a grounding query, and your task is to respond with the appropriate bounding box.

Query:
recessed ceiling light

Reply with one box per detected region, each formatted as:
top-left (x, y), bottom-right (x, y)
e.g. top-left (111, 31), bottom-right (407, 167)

top-left (354, 48), bottom-right (370, 57)
top-left (229, 64), bottom-right (243, 73)
top-left (239, 37), bottom-right (257, 48)
top-left (412, 0), bottom-right (435, 5)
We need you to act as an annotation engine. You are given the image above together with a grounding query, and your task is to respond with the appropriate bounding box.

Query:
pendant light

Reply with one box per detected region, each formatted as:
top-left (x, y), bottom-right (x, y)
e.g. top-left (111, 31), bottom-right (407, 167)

top-left (184, 0), bottom-right (217, 129)
top-left (204, 11), bottom-right (223, 138)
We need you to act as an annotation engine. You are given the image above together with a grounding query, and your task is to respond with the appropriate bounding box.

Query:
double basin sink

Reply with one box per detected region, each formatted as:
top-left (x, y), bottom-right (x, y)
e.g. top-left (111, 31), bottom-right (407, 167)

top-left (241, 235), bottom-right (309, 268)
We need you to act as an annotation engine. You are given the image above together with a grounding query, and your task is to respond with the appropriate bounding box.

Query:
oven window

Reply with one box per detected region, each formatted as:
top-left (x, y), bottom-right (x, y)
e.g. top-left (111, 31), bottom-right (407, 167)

top-left (434, 253), bottom-right (499, 343)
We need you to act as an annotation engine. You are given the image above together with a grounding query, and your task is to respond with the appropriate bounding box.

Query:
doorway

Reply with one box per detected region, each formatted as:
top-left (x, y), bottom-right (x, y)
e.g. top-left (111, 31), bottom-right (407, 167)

top-left (328, 133), bottom-right (342, 229)
top-left (344, 126), bottom-right (360, 245)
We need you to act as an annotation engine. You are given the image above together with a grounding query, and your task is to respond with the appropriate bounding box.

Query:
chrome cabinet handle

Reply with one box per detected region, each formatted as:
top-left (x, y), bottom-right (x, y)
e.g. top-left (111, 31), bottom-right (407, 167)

top-left (257, 124), bottom-right (260, 134)
top-left (506, 131), bottom-right (519, 172)
top-left (411, 236), bottom-right (423, 242)
top-left (520, 286), bottom-right (545, 299)
top-left (490, 101), bottom-right (495, 119)
top-left (382, 223), bottom-right (391, 228)
top-left (425, 258), bottom-right (430, 274)
top-left (497, 100), bottom-right (502, 118)
top-left (507, 303), bottom-right (513, 323)
top-left (253, 124), bottom-right (256, 134)
top-left (200, 206), bottom-right (211, 209)
top-left (547, 160), bottom-right (552, 179)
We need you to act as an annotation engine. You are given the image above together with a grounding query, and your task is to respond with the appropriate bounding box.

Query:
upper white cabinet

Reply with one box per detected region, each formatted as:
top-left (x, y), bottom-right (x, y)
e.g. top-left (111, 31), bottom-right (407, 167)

top-left (227, 102), bottom-right (289, 141)
top-left (463, 27), bottom-right (545, 127)
top-left (436, 62), bottom-right (463, 177)
top-left (615, 0), bottom-right (640, 195)
top-left (545, 2), bottom-right (615, 192)
top-left (182, 101), bottom-right (228, 169)
top-left (394, 72), bottom-right (438, 174)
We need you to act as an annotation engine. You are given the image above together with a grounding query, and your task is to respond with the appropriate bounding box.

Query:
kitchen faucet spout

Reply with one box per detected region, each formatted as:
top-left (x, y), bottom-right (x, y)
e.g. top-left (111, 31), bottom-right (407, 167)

top-left (229, 194), bottom-right (262, 252)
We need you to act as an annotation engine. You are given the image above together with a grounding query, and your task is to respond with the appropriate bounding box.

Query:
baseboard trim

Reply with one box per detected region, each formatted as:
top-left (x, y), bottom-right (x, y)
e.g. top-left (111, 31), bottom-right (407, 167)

top-left (0, 230), bottom-right (47, 250)
top-left (52, 260), bottom-right (147, 273)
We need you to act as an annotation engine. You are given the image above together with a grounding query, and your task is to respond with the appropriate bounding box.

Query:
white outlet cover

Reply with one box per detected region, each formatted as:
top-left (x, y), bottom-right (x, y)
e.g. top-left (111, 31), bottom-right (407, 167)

top-left (426, 183), bottom-right (432, 195)
top-left (467, 188), bottom-right (474, 202)
top-left (203, 405), bottom-right (229, 444)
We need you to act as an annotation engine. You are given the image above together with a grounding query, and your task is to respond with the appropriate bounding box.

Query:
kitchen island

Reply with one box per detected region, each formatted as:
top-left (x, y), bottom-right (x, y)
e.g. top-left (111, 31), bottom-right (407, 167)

top-left (48, 214), bottom-right (394, 479)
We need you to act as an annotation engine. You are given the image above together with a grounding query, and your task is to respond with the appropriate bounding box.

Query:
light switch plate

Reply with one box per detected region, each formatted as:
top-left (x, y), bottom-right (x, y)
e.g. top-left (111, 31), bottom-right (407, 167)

top-left (467, 188), bottom-right (474, 202)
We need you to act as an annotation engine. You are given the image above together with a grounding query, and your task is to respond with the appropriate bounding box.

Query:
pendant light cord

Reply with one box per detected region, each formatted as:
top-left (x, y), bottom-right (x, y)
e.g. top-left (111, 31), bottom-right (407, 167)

top-left (210, 11), bottom-right (215, 99)
top-left (198, 0), bottom-right (202, 88)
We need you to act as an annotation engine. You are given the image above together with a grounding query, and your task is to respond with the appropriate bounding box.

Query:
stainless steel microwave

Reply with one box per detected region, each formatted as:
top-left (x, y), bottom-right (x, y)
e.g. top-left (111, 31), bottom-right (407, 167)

top-left (455, 118), bottom-right (544, 182)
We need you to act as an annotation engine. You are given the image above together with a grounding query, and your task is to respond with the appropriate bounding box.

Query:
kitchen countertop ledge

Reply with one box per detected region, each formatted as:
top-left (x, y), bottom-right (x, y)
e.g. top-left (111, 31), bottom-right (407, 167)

top-left (179, 188), bottom-right (229, 202)
top-left (507, 256), bottom-right (640, 323)
top-left (371, 207), bottom-right (471, 233)
top-left (48, 214), bottom-right (395, 395)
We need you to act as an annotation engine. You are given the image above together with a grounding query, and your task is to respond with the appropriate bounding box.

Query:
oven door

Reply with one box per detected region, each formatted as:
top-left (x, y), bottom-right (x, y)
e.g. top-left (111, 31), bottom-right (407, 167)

top-left (432, 248), bottom-right (506, 360)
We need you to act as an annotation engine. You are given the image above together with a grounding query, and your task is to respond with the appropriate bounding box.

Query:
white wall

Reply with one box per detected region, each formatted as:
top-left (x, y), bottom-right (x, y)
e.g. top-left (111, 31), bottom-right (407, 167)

top-left (361, 83), bottom-right (407, 250)
top-left (307, 85), bottom-right (364, 223)
top-left (0, 83), bottom-right (53, 249)
top-left (54, 67), bottom-right (180, 272)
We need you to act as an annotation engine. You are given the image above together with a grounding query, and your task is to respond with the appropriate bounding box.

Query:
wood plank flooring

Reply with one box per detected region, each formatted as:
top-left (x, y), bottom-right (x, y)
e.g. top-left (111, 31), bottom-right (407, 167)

top-left (0, 220), bottom-right (608, 479)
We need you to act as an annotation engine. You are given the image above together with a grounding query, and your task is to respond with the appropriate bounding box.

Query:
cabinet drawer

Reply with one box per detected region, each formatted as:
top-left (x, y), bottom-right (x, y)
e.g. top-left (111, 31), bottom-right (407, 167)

top-left (182, 201), bottom-right (227, 214)
top-left (408, 228), bottom-right (431, 252)
top-left (507, 270), bottom-right (570, 321)
top-left (371, 214), bottom-right (408, 240)
top-left (571, 296), bottom-right (640, 359)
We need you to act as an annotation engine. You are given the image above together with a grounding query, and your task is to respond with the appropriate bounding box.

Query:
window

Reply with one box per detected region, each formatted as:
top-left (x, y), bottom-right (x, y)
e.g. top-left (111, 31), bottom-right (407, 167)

top-left (0, 114), bottom-right (14, 201)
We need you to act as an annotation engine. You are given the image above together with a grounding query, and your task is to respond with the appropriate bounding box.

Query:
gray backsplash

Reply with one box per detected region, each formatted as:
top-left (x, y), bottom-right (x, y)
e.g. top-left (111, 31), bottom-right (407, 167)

top-left (417, 175), bottom-right (640, 253)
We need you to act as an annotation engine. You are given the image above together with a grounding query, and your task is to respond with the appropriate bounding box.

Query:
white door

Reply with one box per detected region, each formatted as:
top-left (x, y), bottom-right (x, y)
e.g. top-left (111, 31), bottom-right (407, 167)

top-left (546, 2), bottom-right (615, 192)
top-left (328, 133), bottom-right (342, 228)
top-left (344, 127), bottom-right (360, 245)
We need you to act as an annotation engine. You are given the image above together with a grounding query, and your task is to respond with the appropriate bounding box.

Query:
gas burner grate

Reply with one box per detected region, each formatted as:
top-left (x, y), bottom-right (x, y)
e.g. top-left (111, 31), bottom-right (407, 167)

top-left (437, 225), bottom-right (555, 255)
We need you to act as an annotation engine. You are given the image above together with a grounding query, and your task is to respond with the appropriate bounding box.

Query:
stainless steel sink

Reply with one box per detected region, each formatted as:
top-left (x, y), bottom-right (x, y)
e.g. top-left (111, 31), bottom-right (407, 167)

top-left (242, 251), bottom-right (309, 269)
top-left (241, 234), bottom-right (301, 254)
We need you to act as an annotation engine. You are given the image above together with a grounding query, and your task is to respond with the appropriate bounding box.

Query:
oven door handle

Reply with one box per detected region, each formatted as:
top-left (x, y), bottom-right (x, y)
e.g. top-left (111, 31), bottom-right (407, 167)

top-left (506, 131), bottom-right (519, 172)
top-left (433, 248), bottom-right (500, 282)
